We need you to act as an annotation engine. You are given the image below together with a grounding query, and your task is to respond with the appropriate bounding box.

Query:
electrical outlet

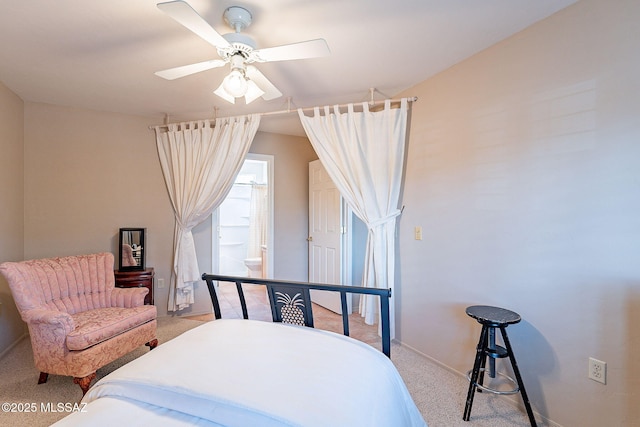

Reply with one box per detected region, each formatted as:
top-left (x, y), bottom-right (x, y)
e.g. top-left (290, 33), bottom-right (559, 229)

top-left (588, 357), bottom-right (606, 384)
top-left (157, 278), bottom-right (165, 289)
top-left (414, 226), bottom-right (423, 240)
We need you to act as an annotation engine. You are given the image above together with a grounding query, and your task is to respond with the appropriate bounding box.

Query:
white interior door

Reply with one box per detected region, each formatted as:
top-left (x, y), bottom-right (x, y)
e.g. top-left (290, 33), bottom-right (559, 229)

top-left (308, 159), bottom-right (351, 314)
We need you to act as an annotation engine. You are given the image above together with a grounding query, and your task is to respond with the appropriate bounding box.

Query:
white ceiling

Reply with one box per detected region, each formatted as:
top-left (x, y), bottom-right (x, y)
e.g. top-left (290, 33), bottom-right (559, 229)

top-left (0, 0), bottom-right (577, 136)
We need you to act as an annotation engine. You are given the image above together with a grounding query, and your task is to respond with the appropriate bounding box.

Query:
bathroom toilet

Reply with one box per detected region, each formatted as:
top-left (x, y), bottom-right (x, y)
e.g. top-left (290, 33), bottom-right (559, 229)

top-left (244, 257), bottom-right (263, 278)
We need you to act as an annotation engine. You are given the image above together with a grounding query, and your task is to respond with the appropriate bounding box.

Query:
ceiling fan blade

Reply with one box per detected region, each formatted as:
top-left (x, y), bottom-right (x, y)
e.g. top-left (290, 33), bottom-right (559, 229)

top-left (253, 39), bottom-right (330, 62)
top-left (246, 66), bottom-right (282, 100)
top-left (157, 1), bottom-right (231, 49)
top-left (155, 59), bottom-right (226, 80)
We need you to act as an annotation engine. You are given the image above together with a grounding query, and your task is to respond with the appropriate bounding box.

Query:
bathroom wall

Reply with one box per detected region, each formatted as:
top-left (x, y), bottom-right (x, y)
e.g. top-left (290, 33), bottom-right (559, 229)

top-left (217, 159), bottom-right (268, 276)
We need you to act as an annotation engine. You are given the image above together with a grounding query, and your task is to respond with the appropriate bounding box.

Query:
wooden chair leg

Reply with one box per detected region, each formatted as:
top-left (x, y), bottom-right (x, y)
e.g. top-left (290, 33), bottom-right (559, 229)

top-left (73, 373), bottom-right (96, 396)
top-left (38, 372), bottom-right (49, 384)
top-left (146, 339), bottom-right (158, 350)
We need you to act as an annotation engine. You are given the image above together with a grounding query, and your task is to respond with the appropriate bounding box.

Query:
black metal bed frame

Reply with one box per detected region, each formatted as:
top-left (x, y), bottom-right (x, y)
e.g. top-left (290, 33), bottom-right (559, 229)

top-left (201, 274), bottom-right (392, 357)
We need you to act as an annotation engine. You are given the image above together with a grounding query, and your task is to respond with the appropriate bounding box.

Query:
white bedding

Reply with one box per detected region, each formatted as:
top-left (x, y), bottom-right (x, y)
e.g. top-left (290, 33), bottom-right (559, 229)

top-left (54, 319), bottom-right (426, 427)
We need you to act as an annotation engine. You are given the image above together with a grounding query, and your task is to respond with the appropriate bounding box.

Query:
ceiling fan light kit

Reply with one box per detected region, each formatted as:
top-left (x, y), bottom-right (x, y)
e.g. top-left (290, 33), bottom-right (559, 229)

top-left (221, 70), bottom-right (247, 97)
top-left (213, 84), bottom-right (235, 104)
top-left (156, 1), bottom-right (330, 105)
top-left (213, 53), bottom-right (265, 105)
top-left (244, 80), bottom-right (266, 104)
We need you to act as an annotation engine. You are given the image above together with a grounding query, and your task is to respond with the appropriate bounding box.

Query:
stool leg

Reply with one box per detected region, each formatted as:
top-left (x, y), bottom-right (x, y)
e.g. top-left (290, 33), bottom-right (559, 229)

top-left (500, 327), bottom-right (537, 427)
top-left (464, 325), bottom-right (488, 421)
top-left (476, 328), bottom-right (489, 391)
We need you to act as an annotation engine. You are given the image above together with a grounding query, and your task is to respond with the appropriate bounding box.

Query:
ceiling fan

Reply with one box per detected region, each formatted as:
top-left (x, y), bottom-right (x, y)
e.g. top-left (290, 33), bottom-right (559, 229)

top-left (155, 1), bottom-right (331, 104)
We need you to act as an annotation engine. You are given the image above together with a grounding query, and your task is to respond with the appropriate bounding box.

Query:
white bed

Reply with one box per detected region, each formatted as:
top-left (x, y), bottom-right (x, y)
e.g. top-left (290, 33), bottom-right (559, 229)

top-left (53, 319), bottom-right (426, 427)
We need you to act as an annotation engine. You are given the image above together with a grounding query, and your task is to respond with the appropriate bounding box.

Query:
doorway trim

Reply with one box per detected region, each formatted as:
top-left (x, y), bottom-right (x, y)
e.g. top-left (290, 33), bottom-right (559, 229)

top-left (211, 153), bottom-right (274, 278)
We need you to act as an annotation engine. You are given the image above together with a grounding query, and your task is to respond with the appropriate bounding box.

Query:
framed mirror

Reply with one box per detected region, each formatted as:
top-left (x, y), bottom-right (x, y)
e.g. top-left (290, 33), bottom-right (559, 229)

top-left (118, 228), bottom-right (146, 271)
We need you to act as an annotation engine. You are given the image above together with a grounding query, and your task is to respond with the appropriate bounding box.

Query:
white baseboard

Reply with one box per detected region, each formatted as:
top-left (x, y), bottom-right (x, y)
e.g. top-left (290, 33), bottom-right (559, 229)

top-left (0, 333), bottom-right (28, 360)
top-left (394, 340), bottom-right (564, 427)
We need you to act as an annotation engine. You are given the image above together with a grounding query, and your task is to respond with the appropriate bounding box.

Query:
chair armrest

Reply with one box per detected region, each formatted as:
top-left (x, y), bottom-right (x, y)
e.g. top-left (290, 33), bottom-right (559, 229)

top-left (22, 309), bottom-right (75, 368)
top-left (111, 287), bottom-right (148, 308)
top-left (24, 308), bottom-right (75, 335)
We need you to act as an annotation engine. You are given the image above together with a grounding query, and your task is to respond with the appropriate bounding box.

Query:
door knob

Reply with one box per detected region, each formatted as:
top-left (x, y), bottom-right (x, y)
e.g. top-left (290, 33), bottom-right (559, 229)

top-left (307, 236), bottom-right (313, 242)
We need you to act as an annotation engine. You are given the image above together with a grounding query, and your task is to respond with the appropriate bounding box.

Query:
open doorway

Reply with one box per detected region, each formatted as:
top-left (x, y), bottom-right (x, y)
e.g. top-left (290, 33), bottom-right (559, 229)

top-left (211, 154), bottom-right (274, 278)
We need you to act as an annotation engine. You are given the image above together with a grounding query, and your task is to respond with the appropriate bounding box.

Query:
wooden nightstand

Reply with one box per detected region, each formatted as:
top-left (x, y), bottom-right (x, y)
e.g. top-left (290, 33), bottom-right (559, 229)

top-left (114, 268), bottom-right (154, 305)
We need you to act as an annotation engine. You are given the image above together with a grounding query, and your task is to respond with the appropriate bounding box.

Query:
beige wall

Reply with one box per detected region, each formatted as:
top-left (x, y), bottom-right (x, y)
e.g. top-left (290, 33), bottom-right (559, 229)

top-left (3, 0), bottom-right (639, 423)
top-left (249, 132), bottom-right (318, 280)
top-left (396, 0), bottom-right (640, 425)
top-left (0, 82), bottom-right (26, 355)
top-left (21, 102), bottom-right (316, 319)
top-left (188, 131), bottom-right (318, 316)
top-left (23, 103), bottom-right (176, 317)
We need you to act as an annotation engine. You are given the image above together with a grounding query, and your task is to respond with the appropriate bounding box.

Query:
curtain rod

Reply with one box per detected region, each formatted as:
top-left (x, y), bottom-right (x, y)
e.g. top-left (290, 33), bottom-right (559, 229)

top-left (149, 96), bottom-right (418, 130)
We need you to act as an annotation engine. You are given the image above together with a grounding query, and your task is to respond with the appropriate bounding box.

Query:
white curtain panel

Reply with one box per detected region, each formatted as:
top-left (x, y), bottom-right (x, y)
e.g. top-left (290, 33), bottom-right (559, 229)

top-left (247, 184), bottom-right (268, 259)
top-left (155, 116), bottom-right (260, 311)
top-left (298, 99), bottom-right (408, 337)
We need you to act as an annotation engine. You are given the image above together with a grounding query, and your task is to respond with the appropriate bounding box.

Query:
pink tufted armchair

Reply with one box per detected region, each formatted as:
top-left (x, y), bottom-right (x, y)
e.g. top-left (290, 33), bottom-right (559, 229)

top-left (0, 252), bottom-right (157, 396)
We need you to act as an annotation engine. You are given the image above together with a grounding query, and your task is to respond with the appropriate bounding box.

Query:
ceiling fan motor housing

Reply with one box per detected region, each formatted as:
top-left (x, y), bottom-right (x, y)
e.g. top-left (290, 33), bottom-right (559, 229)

top-left (219, 32), bottom-right (257, 61)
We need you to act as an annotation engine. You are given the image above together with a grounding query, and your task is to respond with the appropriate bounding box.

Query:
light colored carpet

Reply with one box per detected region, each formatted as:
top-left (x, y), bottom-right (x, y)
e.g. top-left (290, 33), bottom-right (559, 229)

top-left (0, 315), bottom-right (540, 426)
top-left (0, 316), bottom-right (199, 427)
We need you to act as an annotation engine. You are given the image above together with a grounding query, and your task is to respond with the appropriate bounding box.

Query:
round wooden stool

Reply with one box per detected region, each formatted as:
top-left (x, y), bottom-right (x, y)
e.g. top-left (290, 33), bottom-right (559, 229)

top-left (463, 305), bottom-right (537, 427)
